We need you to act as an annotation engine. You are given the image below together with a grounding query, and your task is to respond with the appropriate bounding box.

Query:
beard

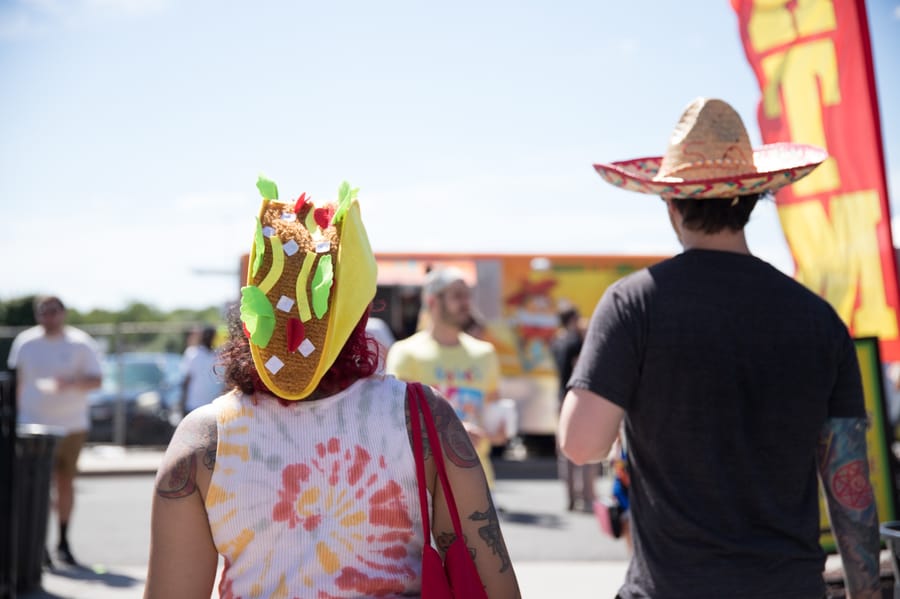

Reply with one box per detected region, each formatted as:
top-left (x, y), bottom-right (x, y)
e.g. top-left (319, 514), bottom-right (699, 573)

top-left (437, 298), bottom-right (470, 330)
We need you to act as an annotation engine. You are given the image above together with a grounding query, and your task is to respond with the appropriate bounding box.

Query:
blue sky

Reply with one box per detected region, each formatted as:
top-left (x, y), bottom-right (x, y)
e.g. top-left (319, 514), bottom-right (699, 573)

top-left (1, 0), bottom-right (898, 311)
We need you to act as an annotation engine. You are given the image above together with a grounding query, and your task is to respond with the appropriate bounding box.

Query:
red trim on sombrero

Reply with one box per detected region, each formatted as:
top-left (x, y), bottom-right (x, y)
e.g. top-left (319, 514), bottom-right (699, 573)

top-left (593, 143), bottom-right (827, 199)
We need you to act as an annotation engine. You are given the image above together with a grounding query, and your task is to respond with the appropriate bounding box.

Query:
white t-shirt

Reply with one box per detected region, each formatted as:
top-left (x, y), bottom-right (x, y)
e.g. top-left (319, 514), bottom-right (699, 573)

top-left (7, 325), bottom-right (103, 433)
top-left (180, 346), bottom-right (223, 412)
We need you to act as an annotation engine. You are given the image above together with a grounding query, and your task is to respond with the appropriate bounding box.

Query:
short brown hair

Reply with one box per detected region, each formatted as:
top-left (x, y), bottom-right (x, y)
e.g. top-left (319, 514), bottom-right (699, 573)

top-left (670, 193), bottom-right (764, 234)
top-left (33, 295), bottom-right (65, 315)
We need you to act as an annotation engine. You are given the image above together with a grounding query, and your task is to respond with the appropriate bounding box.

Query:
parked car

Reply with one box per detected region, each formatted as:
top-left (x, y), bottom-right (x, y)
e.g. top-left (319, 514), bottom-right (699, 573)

top-left (88, 352), bottom-right (182, 445)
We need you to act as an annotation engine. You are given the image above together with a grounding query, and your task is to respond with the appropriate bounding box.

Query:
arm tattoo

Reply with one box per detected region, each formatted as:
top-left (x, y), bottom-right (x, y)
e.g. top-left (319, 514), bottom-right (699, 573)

top-left (156, 410), bottom-right (218, 498)
top-left (817, 417), bottom-right (880, 594)
top-left (469, 493), bottom-right (512, 573)
top-left (435, 531), bottom-right (457, 554)
top-left (435, 531), bottom-right (477, 561)
top-left (429, 391), bottom-right (480, 468)
top-left (157, 453), bottom-right (198, 499)
top-left (203, 418), bottom-right (217, 471)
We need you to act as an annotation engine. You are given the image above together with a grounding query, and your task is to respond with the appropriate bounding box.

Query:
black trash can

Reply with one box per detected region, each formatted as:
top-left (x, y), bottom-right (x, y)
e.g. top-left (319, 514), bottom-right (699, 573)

top-left (13, 424), bottom-right (63, 595)
top-left (0, 372), bottom-right (15, 599)
top-left (880, 521), bottom-right (900, 599)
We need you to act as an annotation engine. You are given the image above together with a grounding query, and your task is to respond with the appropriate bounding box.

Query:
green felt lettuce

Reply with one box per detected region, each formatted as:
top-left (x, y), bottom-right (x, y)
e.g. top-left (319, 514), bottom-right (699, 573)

top-left (311, 255), bottom-right (334, 319)
top-left (240, 285), bottom-right (276, 347)
top-left (256, 175), bottom-right (279, 200)
top-left (252, 218), bottom-right (265, 277)
top-left (331, 181), bottom-right (358, 224)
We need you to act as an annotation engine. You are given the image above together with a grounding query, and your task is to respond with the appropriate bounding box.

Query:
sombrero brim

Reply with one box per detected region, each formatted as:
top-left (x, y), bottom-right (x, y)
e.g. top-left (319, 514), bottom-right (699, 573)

top-left (593, 143), bottom-right (828, 199)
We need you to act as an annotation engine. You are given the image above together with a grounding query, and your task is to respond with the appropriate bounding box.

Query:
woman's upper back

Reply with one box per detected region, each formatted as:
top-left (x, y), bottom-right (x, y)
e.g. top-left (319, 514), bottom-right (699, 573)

top-left (207, 375), bottom-right (426, 598)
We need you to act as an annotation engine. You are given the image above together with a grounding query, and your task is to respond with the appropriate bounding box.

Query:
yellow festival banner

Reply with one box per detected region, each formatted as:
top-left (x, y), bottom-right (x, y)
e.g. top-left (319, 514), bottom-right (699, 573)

top-left (732, 0), bottom-right (900, 362)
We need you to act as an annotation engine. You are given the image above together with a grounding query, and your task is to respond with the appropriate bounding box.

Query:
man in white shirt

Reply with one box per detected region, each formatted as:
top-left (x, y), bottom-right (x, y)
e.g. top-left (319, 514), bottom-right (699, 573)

top-left (179, 325), bottom-right (223, 415)
top-left (7, 295), bottom-right (102, 567)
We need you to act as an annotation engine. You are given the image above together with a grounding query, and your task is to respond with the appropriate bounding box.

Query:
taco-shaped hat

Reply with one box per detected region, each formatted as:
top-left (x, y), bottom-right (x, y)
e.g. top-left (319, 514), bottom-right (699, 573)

top-left (240, 177), bottom-right (377, 400)
top-left (593, 97), bottom-right (828, 199)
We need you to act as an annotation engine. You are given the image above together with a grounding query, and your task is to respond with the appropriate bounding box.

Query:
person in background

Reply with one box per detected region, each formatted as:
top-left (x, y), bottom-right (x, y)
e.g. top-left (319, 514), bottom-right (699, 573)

top-left (144, 180), bottom-right (519, 598)
top-left (364, 315), bottom-right (396, 372)
top-left (463, 310), bottom-right (488, 341)
top-left (182, 326), bottom-right (201, 357)
top-left (386, 267), bottom-right (507, 487)
top-left (178, 325), bottom-right (223, 416)
top-left (884, 362), bottom-right (900, 431)
top-left (550, 302), bottom-right (597, 511)
top-left (7, 295), bottom-right (103, 567)
top-left (560, 98), bottom-right (881, 598)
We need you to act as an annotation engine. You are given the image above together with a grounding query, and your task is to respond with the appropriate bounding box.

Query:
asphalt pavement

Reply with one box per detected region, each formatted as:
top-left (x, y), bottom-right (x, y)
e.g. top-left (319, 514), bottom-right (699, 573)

top-left (16, 445), bottom-right (631, 599)
top-left (19, 445), bottom-right (890, 598)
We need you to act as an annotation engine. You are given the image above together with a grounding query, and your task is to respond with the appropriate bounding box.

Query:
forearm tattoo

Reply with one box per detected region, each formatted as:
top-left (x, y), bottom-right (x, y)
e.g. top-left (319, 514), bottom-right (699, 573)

top-left (470, 494), bottom-right (511, 573)
top-left (817, 417), bottom-right (880, 594)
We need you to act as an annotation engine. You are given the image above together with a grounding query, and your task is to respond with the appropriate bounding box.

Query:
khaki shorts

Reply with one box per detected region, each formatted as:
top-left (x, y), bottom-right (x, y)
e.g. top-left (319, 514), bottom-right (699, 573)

top-left (54, 431), bottom-right (87, 477)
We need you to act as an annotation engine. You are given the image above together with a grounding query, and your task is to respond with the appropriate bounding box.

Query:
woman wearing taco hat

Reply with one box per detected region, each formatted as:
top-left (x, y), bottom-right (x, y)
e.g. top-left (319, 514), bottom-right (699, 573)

top-left (144, 179), bottom-right (520, 598)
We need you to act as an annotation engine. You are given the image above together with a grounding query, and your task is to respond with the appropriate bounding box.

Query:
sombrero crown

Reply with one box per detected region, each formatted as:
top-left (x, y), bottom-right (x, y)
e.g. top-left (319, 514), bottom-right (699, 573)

top-left (240, 177), bottom-right (377, 400)
top-left (593, 97), bottom-right (827, 199)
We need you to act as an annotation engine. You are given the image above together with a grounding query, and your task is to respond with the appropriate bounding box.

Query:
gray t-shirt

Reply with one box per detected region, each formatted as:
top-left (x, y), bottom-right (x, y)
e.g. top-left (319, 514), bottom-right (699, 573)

top-left (570, 249), bottom-right (864, 599)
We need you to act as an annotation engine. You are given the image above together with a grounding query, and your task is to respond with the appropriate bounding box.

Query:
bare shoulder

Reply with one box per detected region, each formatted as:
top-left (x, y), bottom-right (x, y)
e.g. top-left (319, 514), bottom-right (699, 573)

top-left (420, 385), bottom-right (480, 469)
top-left (155, 403), bottom-right (218, 500)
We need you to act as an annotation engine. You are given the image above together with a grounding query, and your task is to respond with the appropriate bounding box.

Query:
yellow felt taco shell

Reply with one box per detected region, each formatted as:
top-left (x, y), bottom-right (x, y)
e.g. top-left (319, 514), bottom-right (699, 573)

top-left (300, 201), bottom-right (376, 398)
top-left (247, 199), bottom-right (375, 400)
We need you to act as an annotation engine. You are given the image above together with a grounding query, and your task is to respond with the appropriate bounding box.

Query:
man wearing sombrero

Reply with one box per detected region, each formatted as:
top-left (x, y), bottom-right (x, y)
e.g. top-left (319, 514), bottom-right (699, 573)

top-left (559, 98), bottom-right (880, 598)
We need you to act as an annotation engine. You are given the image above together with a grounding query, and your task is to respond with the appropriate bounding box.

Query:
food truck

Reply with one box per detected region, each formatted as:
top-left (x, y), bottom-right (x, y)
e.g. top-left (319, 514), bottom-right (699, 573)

top-left (373, 252), bottom-right (667, 455)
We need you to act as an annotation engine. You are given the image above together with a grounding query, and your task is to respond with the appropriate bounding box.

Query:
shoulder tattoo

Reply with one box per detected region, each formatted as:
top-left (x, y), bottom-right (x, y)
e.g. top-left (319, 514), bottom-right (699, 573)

top-left (155, 411), bottom-right (218, 499)
top-left (428, 391), bottom-right (480, 469)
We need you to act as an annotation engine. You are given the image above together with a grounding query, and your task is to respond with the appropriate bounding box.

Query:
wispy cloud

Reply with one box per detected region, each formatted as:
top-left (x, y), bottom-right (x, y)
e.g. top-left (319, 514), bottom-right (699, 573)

top-left (894, 5), bottom-right (900, 19)
top-left (85, 0), bottom-right (167, 16)
top-left (614, 37), bottom-right (639, 56)
top-left (0, 0), bottom-right (165, 40)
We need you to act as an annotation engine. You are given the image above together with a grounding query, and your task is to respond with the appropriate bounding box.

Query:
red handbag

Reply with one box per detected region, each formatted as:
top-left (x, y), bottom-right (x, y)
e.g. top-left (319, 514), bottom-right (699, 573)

top-left (407, 382), bottom-right (489, 599)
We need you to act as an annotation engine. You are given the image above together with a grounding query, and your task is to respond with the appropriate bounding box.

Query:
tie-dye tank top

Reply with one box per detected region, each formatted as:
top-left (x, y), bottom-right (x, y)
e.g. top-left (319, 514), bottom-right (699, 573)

top-left (206, 376), bottom-right (426, 598)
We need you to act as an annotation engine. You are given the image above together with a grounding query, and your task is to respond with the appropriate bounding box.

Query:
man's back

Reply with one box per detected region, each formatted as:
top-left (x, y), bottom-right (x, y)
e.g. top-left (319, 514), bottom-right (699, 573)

top-left (572, 249), bottom-right (864, 598)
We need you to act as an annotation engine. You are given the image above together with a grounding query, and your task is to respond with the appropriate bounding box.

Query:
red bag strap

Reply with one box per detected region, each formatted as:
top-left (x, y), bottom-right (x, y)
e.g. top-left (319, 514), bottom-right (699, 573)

top-left (407, 383), bottom-right (431, 537)
top-left (408, 382), bottom-right (466, 537)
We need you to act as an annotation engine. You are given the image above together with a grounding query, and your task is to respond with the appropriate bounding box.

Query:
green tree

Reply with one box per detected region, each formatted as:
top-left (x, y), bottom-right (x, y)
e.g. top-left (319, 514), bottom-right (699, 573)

top-left (0, 295), bottom-right (227, 366)
top-left (0, 295), bottom-right (37, 327)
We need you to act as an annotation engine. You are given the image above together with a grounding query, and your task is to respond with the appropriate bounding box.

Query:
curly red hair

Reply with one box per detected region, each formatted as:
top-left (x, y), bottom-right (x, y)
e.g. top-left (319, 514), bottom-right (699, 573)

top-left (219, 305), bottom-right (380, 402)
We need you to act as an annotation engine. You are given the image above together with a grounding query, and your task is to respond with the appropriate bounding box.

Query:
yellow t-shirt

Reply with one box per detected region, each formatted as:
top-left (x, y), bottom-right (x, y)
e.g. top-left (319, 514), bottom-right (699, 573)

top-left (385, 331), bottom-right (500, 428)
top-left (387, 331), bottom-right (502, 487)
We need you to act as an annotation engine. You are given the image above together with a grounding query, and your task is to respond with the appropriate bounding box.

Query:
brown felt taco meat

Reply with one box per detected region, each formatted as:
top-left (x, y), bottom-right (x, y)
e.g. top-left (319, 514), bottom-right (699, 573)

top-left (240, 178), bottom-right (376, 400)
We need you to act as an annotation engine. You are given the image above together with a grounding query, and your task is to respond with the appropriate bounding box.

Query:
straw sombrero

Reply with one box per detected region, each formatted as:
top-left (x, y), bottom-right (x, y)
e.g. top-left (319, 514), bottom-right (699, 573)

top-left (593, 97), bottom-right (827, 199)
top-left (240, 177), bottom-right (377, 400)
